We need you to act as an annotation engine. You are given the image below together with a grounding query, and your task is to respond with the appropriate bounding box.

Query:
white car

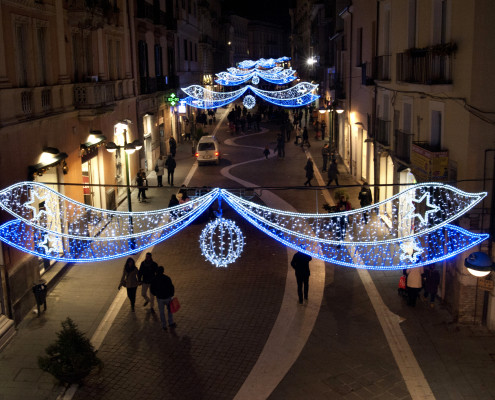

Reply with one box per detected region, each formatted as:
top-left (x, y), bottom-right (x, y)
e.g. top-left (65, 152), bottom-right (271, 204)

top-left (196, 135), bottom-right (220, 165)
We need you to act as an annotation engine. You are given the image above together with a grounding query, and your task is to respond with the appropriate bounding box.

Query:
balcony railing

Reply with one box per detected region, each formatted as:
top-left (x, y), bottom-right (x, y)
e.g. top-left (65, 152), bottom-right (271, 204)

top-left (376, 118), bottom-right (391, 146)
top-left (73, 82), bottom-right (116, 109)
top-left (140, 77), bottom-right (157, 94)
top-left (373, 55), bottom-right (391, 81)
top-left (396, 43), bottom-right (456, 85)
top-left (410, 142), bottom-right (449, 182)
top-left (394, 129), bottom-right (413, 163)
top-left (361, 62), bottom-right (374, 86)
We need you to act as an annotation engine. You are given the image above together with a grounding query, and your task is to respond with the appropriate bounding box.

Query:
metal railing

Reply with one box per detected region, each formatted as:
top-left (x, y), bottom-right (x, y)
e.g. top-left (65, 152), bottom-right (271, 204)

top-left (396, 47), bottom-right (454, 84)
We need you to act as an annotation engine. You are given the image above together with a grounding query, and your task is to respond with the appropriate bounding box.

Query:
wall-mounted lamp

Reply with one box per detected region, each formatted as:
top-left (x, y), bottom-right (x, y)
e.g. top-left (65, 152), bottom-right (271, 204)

top-left (465, 252), bottom-right (494, 277)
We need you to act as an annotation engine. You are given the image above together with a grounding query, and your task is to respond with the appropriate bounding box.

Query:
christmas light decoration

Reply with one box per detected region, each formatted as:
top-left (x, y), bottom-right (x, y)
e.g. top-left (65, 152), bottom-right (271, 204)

top-left (199, 218), bottom-right (245, 267)
top-left (243, 95), bottom-right (256, 109)
top-left (215, 68), bottom-right (297, 86)
top-left (0, 182), bottom-right (487, 269)
top-left (181, 82), bottom-right (319, 110)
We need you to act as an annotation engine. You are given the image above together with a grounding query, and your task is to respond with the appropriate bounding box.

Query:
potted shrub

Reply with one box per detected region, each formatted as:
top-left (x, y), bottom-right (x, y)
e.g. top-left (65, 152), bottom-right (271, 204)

top-left (38, 317), bottom-right (102, 385)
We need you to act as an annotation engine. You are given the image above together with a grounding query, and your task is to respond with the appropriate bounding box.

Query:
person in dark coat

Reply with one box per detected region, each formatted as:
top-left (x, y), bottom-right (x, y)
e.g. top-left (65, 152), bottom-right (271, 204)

top-left (301, 126), bottom-right (310, 147)
top-left (169, 137), bottom-right (177, 157)
top-left (150, 266), bottom-right (176, 330)
top-left (165, 154), bottom-right (176, 186)
top-left (321, 143), bottom-right (330, 172)
top-left (119, 257), bottom-right (139, 311)
top-left (136, 170), bottom-right (148, 202)
top-left (138, 252), bottom-right (158, 311)
top-left (168, 194), bottom-right (179, 207)
top-left (423, 264), bottom-right (441, 307)
top-left (327, 160), bottom-right (339, 186)
top-left (358, 182), bottom-right (373, 224)
top-left (304, 159), bottom-right (314, 186)
top-left (291, 251), bottom-right (312, 304)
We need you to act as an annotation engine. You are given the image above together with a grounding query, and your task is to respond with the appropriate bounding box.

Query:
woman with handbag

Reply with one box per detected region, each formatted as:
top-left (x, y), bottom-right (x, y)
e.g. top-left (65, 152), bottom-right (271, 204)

top-left (119, 257), bottom-right (139, 311)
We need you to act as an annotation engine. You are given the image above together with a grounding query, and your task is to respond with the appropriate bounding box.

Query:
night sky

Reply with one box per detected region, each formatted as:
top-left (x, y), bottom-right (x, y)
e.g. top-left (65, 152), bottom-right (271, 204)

top-left (221, 0), bottom-right (294, 26)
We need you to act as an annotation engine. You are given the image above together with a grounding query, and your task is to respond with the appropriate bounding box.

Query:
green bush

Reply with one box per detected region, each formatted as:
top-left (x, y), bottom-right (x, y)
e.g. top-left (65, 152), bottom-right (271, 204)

top-left (38, 317), bottom-right (102, 385)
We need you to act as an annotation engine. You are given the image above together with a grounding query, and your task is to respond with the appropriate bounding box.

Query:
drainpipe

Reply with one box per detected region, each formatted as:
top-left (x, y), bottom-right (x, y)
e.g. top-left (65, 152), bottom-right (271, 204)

top-left (348, 6), bottom-right (353, 176)
top-left (373, 1), bottom-right (380, 202)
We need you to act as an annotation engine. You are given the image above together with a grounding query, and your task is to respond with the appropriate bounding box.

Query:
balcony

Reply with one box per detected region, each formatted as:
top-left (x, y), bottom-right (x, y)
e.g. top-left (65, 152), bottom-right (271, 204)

top-left (136, 0), bottom-right (153, 20)
top-left (73, 82), bottom-right (116, 109)
top-left (394, 129), bottom-right (413, 163)
top-left (410, 142), bottom-right (449, 182)
top-left (373, 55), bottom-right (391, 81)
top-left (376, 118), bottom-right (391, 146)
top-left (361, 62), bottom-right (374, 86)
top-left (396, 43), bottom-right (456, 85)
top-left (140, 77), bottom-right (157, 95)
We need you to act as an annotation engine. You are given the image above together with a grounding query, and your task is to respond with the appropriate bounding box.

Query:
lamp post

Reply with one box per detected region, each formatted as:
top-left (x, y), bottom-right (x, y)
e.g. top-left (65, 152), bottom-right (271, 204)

top-left (465, 251), bottom-right (495, 325)
top-left (105, 130), bottom-right (142, 213)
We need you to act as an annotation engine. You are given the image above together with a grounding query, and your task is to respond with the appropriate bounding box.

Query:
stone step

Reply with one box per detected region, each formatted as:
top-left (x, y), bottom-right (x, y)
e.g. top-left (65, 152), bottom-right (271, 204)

top-left (0, 314), bottom-right (15, 351)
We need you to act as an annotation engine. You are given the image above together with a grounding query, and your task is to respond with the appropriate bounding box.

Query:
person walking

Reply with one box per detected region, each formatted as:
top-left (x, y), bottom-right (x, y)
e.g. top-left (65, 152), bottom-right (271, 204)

top-left (168, 194), bottom-right (180, 207)
top-left (136, 170), bottom-right (148, 202)
top-left (165, 154), bottom-right (176, 186)
top-left (423, 264), bottom-right (440, 307)
top-left (119, 257), bottom-right (139, 311)
top-left (154, 155), bottom-right (165, 187)
top-left (263, 146), bottom-right (270, 159)
top-left (406, 266), bottom-right (424, 307)
top-left (291, 251), bottom-right (312, 304)
top-left (169, 136), bottom-right (177, 157)
top-left (301, 126), bottom-right (310, 147)
top-left (304, 159), bottom-right (314, 186)
top-left (358, 182), bottom-right (373, 224)
top-left (321, 143), bottom-right (330, 172)
top-left (276, 133), bottom-right (285, 158)
top-left (336, 194), bottom-right (351, 240)
top-left (327, 160), bottom-right (340, 186)
top-left (150, 266), bottom-right (177, 330)
top-left (138, 252), bottom-right (158, 312)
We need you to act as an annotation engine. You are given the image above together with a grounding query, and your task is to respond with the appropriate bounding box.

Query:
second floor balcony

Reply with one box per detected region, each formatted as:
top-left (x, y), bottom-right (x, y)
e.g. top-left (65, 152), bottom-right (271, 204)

top-left (394, 129), bottom-right (413, 163)
top-left (373, 55), bottom-right (391, 81)
top-left (396, 43), bottom-right (456, 85)
top-left (376, 118), bottom-right (391, 146)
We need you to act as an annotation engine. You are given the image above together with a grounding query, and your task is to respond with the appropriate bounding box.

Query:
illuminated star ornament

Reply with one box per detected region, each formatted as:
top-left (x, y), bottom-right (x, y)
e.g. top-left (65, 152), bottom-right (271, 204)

top-left (181, 56), bottom-right (319, 110)
top-left (0, 182), bottom-right (488, 269)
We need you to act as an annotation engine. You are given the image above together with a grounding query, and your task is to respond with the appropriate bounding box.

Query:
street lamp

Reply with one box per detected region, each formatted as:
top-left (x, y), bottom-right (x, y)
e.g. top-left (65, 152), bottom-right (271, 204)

top-left (465, 252), bottom-right (494, 277)
top-left (106, 131), bottom-right (142, 213)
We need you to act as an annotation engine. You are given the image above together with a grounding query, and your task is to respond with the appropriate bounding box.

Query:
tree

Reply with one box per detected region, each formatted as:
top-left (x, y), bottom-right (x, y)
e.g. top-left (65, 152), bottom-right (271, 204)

top-left (38, 317), bottom-right (102, 385)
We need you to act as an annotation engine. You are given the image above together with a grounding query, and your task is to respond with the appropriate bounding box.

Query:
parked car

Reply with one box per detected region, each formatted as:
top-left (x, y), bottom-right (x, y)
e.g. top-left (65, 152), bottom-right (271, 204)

top-left (196, 135), bottom-right (220, 165)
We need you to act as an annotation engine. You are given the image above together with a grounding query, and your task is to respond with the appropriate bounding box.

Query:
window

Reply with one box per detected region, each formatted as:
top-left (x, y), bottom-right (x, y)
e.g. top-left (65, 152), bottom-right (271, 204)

top-left (154, 45), bottom-right (163, 76)
top-left (72, 33), bottom-right (81, 82)
top-left (16, 23), bottom-right (28, 87)
top-left (138, 40), bottom-right (149, 78)
top-left (408, 0), bottom-right (417, 48)
top-left (431, 110), bottom-right (442, 149)
top-left (433, 0), bottom-right (447, 44)
top-left (356, 27), bottom-right (362, 66)
top-left (188, 0), bottom-right (191, 14)
top-left (108, 40), bottom-right (114, 80)
top-left (195, 43), bottom-right (197, 62)
top-left (183, 39), bottom-right (188, 61)
top-left (189, 41), bottom-right (192, 62)
top-left (116, 40), bottom-right (121, 78)
top-left (36, 26), bottom-right (47, 86)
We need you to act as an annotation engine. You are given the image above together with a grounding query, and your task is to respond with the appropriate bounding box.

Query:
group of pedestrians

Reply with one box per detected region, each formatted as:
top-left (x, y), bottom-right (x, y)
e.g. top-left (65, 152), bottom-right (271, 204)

top-left (155, 137), bottom-right (177, 188)
top-left (118, 252), bottom-right (177, 331)
top-left (402, 264), bottom-right (441, 308)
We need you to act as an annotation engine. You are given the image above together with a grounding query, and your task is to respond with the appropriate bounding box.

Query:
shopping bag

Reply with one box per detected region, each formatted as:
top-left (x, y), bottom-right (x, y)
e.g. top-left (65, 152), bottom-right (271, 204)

top-left (170, 297), bottom-right (181, 313)
top-left (398, 275), bottom-right (406, 290)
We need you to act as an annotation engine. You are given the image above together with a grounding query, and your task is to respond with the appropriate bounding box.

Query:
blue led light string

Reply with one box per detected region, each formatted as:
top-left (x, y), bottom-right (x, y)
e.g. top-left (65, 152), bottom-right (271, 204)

top-left (220, 184), bottom-right (486, 245)
top-left (0, 182), bottom-right (220, 241)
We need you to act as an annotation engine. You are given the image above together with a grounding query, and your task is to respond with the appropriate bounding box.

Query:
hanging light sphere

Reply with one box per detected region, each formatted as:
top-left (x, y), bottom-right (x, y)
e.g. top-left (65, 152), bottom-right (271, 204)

top-left (252, 76), bottom-right (260, 85)
top-left (200, 218), bottom-right (245, 268)
top-left (243, 95), bottom-right (256, 110)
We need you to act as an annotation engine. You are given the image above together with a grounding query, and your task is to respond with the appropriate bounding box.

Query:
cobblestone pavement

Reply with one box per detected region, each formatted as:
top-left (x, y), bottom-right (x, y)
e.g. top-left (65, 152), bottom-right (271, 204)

top-left (1, 110), bottom-right (495, 400)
